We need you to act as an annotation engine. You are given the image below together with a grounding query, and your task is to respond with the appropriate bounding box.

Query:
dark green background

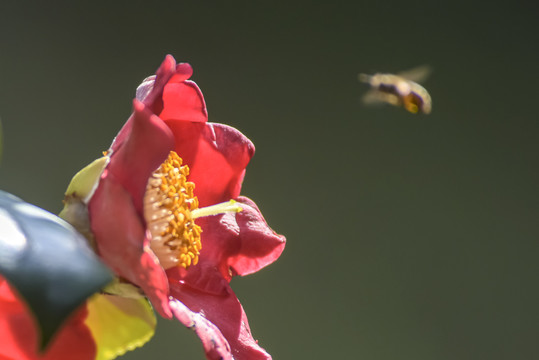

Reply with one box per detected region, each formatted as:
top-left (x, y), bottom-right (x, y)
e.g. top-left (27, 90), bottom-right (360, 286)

top-left (1, 1), bottom-right (538, 359)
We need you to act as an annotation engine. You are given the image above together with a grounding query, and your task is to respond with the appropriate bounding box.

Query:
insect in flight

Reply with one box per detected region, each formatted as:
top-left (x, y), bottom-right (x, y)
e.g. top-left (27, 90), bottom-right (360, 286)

top-left (358, 65), bottom-right (432, 114)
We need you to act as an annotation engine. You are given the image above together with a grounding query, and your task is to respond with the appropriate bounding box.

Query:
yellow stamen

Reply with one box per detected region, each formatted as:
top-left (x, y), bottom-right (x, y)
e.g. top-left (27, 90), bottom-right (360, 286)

top-left (143, 151), bottom-right (201, 269)
top-left (143, 151), bottom-right (243, 270)
top-left (191, 199), bottom-right (243, 219)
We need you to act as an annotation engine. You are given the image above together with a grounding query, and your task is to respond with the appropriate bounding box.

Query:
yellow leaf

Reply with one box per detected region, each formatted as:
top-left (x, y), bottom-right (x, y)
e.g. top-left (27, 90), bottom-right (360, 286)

top-left (85, 294), bottom-right (156, 360)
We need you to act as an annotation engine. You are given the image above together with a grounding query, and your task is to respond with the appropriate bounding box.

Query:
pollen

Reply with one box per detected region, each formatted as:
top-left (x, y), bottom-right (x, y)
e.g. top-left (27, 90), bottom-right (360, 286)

top-left (143, 151), bottom-right (202, 269)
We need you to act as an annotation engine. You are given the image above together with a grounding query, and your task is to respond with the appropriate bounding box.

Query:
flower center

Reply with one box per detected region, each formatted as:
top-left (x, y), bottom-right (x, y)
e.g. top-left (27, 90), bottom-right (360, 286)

top-left (143, 151), bottom-right (242, 270)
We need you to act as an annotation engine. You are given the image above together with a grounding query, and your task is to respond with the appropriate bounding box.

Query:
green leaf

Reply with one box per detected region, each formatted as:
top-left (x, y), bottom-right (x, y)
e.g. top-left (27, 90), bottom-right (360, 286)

top-left (0, 190), bottom-right (113, 351)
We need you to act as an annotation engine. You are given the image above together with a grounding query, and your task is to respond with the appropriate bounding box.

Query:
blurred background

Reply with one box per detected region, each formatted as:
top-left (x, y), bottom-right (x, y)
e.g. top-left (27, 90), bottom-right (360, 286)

top-left (1, 1), bottom-right (538, 359)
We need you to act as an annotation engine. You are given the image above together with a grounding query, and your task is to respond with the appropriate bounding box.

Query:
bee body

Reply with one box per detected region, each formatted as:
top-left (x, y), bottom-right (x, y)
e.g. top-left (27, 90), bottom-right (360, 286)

top-left (359, 66), bottom-right (432, 114)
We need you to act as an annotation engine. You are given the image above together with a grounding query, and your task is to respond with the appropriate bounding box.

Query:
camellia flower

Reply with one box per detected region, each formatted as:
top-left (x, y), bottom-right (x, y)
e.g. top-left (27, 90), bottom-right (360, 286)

top-left (61, 55), bottom-right (286, 360)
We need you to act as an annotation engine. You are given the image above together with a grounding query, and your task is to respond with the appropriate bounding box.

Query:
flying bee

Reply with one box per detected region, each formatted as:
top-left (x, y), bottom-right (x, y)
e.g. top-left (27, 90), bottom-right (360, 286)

top-left (358, 65), bottom-right (432, 114)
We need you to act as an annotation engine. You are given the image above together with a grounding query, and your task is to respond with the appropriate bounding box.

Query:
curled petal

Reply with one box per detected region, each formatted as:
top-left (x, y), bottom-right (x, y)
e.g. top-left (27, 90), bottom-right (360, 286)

top-left (169, 298), bottom-right (232, 360)
top-left (169, 196), bottom-right (285, 283)
top-left (145, 57), bottom-right (194, 115)
top-left (169, 279), bottom-right (271, 360)
top-left (89, 175), bottom-right (172, 319)
top-left (135, 75), bottom-right (156, 103)
top-left (225, 196), bottom-right (286, 276)
top-left (111, 55), bottom-right (191, 153)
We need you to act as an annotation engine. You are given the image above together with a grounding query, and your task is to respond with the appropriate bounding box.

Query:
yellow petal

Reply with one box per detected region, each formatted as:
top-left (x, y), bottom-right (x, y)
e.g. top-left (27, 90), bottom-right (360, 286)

top-left (85, 293), bottom-right (156, 360)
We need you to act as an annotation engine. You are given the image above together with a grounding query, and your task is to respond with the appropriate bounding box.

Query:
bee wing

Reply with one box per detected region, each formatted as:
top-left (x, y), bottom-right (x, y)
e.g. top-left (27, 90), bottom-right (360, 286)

top-left (361, 89), bottom-right (401, 107)
top-left (397, 65), bottom-right (432, 83)
top-left (361, 89), bottom-right (385, 105)
top-left (358, 73), bottom-right (372, 84)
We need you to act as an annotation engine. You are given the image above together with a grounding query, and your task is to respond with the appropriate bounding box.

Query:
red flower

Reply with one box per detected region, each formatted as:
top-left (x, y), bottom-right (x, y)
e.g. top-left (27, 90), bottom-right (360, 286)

top-left (0, 276), bottom-right (96, 360)
top-left (89, 55), bottom-right (285, 360)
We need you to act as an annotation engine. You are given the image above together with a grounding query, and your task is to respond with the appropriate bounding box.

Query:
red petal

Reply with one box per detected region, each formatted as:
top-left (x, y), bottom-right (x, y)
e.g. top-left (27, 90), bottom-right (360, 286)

top-left (169, 299), bottom-right (232, 360)
top-left (107, 100), bottom-right (174, 215)
top-left (167, 197), bottom-right (285, 284)
top-left (159, 80), bottom-right (208, 123)
top-left (169, 278), bottom-right (271, 360)
top-left (165, 122), bottom-right (255, 207)
top-left (111, 55), bottom-right (191, 153)
top-left (225, 196), bottom-right (286, 276)
top-left (145, 57), bottom-right (192, 112)
top-left (0, 277), bottom-right (96, 360)
top-left (89, 175), bottom-right (172, 319)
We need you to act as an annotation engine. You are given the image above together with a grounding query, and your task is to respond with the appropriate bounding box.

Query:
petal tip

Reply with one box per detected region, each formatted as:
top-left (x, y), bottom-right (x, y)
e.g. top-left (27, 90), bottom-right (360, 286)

top-left (163, 54), bottom-right (177, 70)
top-left (133, 99), bottom-right (144, 112)
top-left (177, 62), bottom-right (194, 78)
